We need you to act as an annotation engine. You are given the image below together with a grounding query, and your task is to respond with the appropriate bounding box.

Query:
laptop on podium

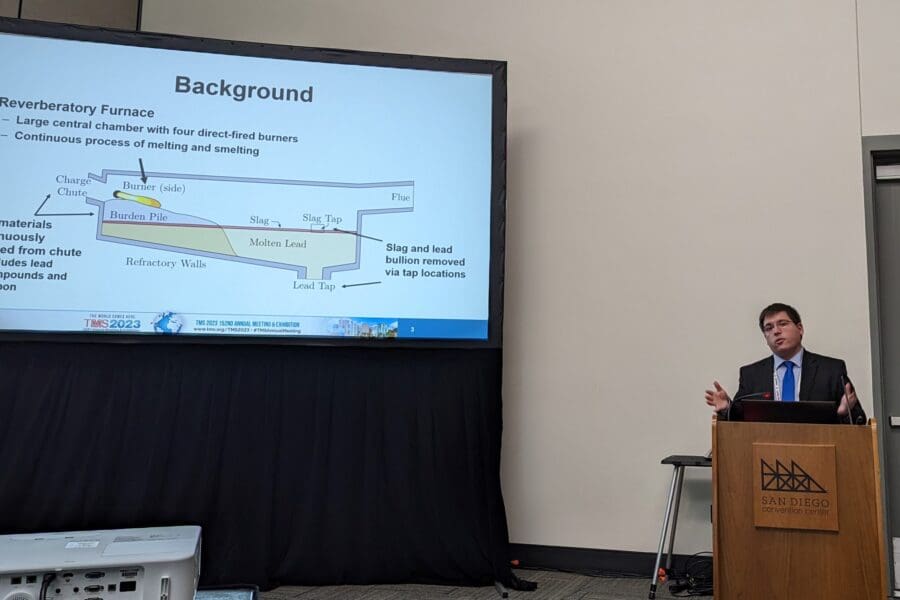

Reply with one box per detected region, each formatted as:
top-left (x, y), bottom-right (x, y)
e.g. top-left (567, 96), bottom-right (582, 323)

top-left (729, 399), bottom-right (840, 424)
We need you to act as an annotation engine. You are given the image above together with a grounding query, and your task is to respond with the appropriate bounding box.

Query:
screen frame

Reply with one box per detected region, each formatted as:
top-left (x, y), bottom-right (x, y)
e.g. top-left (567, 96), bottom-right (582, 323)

top-left (0, 17), bottom-right (507, 349)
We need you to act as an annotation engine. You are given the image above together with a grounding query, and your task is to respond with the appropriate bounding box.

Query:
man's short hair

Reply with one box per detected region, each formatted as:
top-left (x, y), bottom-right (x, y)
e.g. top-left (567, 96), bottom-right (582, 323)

top-left (759, 303), bottom-right (802, 331)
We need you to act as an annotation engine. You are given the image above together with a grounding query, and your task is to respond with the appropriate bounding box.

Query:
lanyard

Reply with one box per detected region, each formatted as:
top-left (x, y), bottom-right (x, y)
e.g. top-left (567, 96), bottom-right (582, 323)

top-left (773, 362), bottom-right (799, 402)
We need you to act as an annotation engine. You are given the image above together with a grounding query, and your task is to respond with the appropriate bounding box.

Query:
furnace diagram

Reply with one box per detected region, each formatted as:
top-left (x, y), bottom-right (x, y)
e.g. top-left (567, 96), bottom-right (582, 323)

top-left (84, 169), bottom-right (414, 279)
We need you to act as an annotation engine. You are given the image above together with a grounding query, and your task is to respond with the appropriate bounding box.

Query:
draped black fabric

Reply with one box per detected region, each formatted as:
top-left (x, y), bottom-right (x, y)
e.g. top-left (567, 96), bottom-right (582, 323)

top-left (0, 341), bottom-right (513, 589)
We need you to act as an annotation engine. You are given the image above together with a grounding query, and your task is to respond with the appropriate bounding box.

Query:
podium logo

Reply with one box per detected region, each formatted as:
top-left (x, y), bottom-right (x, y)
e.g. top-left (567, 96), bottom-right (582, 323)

top-left (753, 444), bottom-right (837, 530)
top-left (760, 459), bottom-right (827, 493)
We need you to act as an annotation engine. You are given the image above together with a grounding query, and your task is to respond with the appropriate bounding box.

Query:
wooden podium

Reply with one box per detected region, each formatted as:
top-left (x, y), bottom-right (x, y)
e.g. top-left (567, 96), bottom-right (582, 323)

top-left (712, 417), bottom-right (887, 600)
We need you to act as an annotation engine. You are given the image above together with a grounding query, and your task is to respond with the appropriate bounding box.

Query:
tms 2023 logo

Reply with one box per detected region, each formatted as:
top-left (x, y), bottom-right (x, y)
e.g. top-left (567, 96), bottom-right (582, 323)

top-left (83, 318), bottom-right (142, 330)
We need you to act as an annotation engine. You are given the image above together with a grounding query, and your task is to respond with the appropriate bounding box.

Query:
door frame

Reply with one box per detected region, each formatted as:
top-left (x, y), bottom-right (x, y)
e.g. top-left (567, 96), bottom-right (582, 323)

top-left (862, 134), bottom-right (900, 593)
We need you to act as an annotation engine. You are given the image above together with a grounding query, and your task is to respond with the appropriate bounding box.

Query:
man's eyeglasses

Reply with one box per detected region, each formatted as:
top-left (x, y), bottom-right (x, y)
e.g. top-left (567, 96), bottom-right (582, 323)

top-left (763, 320), bottom-right (795, 333)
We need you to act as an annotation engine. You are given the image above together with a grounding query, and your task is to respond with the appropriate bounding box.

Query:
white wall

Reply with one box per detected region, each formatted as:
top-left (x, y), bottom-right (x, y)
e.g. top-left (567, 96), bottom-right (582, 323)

top-left (859, 0), bottom-right (900, 136)
top-left (142, 0), bottom-right (873, 555)
top-left (0, 1), bottom-right (17, 18)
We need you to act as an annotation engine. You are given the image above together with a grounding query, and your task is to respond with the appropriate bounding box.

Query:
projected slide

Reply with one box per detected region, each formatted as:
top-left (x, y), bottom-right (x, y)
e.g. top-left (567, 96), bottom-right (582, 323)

top-left (0, 27), bottom-right (497, 340)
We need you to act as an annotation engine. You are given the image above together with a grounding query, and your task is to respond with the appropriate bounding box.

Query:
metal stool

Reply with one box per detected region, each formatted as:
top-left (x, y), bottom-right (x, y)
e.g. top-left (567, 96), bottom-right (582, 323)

top-left (648, 454), bottom-right (712, 599)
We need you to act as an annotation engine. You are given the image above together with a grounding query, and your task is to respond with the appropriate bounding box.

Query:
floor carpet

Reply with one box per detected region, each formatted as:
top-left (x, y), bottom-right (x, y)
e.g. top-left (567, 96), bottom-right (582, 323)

top-left (259, 569), bottom-right (696, 600)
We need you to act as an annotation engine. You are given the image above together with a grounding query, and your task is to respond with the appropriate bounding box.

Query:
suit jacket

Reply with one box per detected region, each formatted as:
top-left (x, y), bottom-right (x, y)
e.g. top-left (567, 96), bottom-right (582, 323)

top-left (727, 350), bottom-right (866, 423)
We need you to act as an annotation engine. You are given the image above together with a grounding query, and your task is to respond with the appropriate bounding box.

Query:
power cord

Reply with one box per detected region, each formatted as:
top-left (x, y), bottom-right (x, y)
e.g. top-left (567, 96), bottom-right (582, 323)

top-left (668, 552), bottom-right (712, 597)
top-left (39, 573), bottom-right (56, 600)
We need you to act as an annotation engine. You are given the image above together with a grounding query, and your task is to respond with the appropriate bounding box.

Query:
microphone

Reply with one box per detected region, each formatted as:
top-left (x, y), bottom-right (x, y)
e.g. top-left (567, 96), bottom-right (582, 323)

top-left (727, 391), bottom-right (772, 421)
top-left (841, 375), bottom-right (865, 425)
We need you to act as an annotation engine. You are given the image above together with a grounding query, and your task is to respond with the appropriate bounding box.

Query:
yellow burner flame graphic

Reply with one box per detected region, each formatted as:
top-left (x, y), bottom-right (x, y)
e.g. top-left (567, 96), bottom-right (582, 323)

top-left (113, 190), bottom-right (161, 208)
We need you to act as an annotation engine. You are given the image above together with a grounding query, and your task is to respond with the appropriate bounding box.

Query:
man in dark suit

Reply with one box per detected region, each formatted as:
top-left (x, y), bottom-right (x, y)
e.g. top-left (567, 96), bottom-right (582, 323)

top-left (704, 302), bottom-right (865, 422)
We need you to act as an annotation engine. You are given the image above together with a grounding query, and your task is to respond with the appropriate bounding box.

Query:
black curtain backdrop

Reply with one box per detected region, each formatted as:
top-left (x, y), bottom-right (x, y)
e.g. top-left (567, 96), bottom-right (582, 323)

top-left (0, 341), bottom-right (513, 589)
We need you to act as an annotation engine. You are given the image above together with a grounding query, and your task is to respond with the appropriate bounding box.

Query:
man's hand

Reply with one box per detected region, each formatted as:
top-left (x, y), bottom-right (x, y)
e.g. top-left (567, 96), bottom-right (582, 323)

top-left (837, 381), bottom-right (858, 416)
top-left (705, 381), bottom-right (731, 412)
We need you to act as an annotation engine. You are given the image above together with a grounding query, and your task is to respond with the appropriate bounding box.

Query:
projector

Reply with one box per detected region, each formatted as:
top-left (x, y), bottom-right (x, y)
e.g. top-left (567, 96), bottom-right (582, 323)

top-left (0, 526), bottom-right (201, 600)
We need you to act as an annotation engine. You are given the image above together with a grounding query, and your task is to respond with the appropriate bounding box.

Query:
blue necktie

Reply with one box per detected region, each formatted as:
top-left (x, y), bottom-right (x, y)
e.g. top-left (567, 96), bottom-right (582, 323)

top-left (782, 361), bottom-right (795, 402)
